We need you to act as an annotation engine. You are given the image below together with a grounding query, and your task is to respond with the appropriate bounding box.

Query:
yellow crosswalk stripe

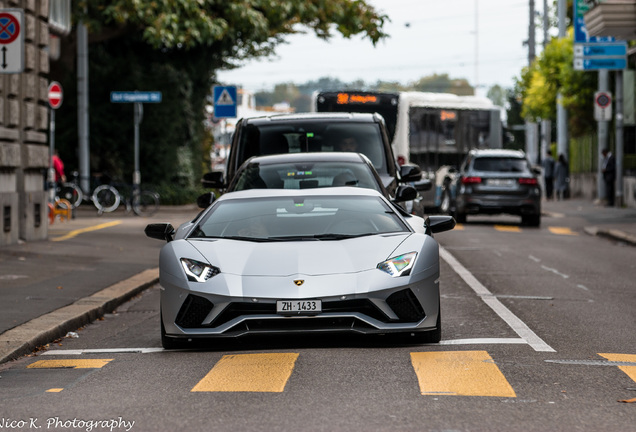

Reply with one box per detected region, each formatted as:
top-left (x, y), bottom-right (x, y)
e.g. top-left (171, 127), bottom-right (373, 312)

top-left (410, 351), bottom-right (516, 397)
top-left (598, 353), bottom-right (636, 383)
top-left (494, 225), bottom-right (520, 233)
top-left (191, 353), bottom-right (299, 392)
top-left (548, 227), bottom-right (578, 235)
top-left (27, 359), bottom-right (113, 369)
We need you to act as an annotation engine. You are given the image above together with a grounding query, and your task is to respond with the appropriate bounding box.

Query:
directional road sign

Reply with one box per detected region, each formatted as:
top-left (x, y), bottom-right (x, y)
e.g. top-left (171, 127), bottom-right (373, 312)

top-left (0, 9), bottom-right (24, 74)
top-left (48, 82), bottom-right (63, 109)
top-left (110, 91), bottom-right (162, 103)
top-left (213, 85), bottom-right (237, 118)
top-left (574, 57), bottom-right (627, 71)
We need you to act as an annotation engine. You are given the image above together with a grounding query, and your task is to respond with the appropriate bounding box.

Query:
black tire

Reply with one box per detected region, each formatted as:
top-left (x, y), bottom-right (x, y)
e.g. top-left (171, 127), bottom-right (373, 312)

top-left (401, 306), bottom-right (441, 344)
top-left (522, 213), bottom-right (541, 227)
top-left (92, 185), bottom-right (121, 213)
top-left (59, 184), bottom-right (83, 208)
top-left (133, 190), bottom-right (160, 217)
top-left (160, 315), bottom-right (189, 350)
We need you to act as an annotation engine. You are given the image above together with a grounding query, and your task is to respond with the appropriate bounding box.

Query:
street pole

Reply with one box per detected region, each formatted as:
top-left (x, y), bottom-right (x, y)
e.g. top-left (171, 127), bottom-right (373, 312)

top-left (133, 102), bottom-right (143, 194)
top-left (48, 109), bottom-right (56, 204)
top-left (77, 21), bottom-right (90, 195)
top-left (597, 69), bottom-right (609, 202)
top-left (615, 70), bottom-right (624, 207)
top-left (525, 0), bottom-right (538, 164)
top-left (556, 0), bottom-right (568, 160)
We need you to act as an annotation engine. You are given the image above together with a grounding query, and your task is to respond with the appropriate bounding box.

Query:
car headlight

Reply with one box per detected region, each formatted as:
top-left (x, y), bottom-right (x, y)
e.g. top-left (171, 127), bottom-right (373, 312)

top-left (180, 258), bottom-right (220, 282)
top-left (377, 252), bottom-right (417, 277)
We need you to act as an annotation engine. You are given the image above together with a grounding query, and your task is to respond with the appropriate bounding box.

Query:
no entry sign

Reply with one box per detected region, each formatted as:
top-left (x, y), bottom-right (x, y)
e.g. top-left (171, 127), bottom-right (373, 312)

top-left (48, 81), bottom-right (63, 109)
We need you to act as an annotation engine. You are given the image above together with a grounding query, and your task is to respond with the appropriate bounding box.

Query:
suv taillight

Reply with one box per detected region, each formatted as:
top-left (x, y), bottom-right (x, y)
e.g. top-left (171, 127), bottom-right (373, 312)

top-left (462, 176), bottom-right (482, 184)
top-left (518, 178), bottom-right (538, 185)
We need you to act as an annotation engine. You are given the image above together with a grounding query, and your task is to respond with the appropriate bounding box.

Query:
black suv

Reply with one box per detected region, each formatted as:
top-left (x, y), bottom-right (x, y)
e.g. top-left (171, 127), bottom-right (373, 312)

top-left (205, 112), bottom-right (427, 203)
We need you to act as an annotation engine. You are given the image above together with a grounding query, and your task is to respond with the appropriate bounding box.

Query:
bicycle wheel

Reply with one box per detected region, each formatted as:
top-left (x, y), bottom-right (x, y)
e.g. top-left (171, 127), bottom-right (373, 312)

top-left (92, 185), bottom-right (121, 214)
top-left (59, 183), bottom-right (83, 208)
top-left (133, 190), bottom-right (160, 217)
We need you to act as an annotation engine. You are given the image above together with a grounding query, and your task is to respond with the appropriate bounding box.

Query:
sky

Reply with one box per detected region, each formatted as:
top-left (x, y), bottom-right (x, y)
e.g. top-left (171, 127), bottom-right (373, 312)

top-left (216, 0), bottom-right (551, 96)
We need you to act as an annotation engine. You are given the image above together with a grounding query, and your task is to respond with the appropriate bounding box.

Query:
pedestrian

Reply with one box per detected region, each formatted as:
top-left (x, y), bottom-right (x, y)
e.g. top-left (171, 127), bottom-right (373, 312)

top-left (541, 150), bottom-right (555, 200)
top-left (52, 149), bottom-right (66, 184)
top-left (554, 153), bottom-right (569, 201)
top-left (601, 148), bottom-right (616, 206)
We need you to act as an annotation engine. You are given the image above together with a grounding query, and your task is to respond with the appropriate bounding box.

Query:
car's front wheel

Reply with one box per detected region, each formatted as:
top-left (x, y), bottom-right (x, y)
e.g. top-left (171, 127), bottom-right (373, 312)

top-left (522, 213), bottom-right (541, 227)
top-left (161, 314), bottom-right (190, 350)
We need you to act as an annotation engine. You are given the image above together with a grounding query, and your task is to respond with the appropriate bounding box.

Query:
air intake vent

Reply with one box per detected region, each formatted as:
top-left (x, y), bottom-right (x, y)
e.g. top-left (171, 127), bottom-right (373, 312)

top-left (386, 289), bottom-right (425, 322)
top-left (175, 295), bottom-right (214, 328)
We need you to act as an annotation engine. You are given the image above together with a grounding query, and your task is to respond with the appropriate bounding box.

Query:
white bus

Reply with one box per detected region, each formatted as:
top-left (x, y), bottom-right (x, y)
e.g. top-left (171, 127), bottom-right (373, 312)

top-left (313, 90), bottom-right (503, 211)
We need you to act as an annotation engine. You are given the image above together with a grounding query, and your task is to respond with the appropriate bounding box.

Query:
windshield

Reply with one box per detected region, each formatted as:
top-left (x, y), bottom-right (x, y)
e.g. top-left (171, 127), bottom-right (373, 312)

top-left (238, 122), bottom-right (387, 173)
top-left (190, 195), bottom-right (409, 241)
top-left (472, 157), bottom-right (530, 173)
top-left (232, 161), bottom-right (382, 193)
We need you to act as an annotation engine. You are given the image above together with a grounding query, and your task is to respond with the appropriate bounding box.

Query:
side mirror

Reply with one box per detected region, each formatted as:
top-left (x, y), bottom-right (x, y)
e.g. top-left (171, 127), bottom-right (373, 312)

top-left (196, 192), bottom-right (216, 209)
top-left (399, 163), bottom-right (422, 182)
top-left (412, 178), bottom-right (432, 192)
top-left (201, 171), bottom-right (225, 189)
top-left (424, 215), bottom-right (456, 235)
top-left (145, 223), bottom-right (175, 242)
top-left (394, 184), bottom-right (418, 203)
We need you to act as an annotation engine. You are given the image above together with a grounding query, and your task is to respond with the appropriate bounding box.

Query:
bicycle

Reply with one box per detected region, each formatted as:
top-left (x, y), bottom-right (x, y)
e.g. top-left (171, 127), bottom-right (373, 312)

top-left (94, 180), bottom-right (160, 217)
top-left (55, 171), bottom-right (121, 214)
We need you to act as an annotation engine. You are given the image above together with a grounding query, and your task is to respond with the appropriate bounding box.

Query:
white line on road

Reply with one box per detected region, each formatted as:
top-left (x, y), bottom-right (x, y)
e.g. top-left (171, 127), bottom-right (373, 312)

top-left (540, 265), bottom-right (570, 279)
top-left (440, 246), bottom-right (556, 353)
top-left (42, 348), bottom-right (165, 355)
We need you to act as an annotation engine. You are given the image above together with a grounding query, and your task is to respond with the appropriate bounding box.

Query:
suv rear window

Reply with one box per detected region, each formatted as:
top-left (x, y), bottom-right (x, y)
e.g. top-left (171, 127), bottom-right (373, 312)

top-left (472, 157), bottom-right (529, 173)
top-left (238, 122), bottom-right (387, 173)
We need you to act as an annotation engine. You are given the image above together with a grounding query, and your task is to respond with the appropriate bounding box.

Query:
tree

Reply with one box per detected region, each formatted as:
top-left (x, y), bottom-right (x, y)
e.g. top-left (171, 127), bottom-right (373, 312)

top-left (517, 29), bottom-right (596, 138)
top-left (54, 1), bottom-right (388, 193)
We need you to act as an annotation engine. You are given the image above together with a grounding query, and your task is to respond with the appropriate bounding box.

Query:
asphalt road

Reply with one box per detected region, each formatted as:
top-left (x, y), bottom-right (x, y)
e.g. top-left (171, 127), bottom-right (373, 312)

top-left (1, 208), bottom-right (634, 432)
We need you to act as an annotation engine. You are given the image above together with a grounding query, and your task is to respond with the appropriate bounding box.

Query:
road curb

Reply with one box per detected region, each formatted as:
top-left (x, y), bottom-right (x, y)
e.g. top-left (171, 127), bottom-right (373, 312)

top-left (584, 226), bottom-right (636, 246)
top-left (0, 268), bottom-right (159, 365)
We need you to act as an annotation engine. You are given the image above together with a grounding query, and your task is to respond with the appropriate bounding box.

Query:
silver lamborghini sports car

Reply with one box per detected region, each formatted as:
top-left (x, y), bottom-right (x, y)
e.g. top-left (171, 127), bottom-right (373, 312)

top-left (145, 188), bottom-right (455, 348)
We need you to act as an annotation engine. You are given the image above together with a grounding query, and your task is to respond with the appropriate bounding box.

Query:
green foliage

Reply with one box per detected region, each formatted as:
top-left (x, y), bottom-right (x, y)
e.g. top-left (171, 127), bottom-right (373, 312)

top-left (516, 29), bottom-right (597, 138)
top-left (154, 182), bottom-right (210, 206)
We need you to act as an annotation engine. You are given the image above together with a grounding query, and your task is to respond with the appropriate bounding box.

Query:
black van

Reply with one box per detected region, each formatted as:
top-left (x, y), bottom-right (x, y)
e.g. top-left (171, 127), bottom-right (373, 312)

top-left (205, 112), bottom-right (425, 201)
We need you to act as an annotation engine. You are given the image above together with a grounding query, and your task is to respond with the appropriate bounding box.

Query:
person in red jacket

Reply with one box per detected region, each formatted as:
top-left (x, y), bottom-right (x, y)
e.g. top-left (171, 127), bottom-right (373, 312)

top-left (52, 149), bottom-right (66, 184)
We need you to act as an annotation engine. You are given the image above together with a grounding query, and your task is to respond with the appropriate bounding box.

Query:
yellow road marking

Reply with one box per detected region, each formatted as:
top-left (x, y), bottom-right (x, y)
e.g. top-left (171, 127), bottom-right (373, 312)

top-left (192, 353), bottom-right (299, 393)
top-left (494, 225), bottom-right (520, 233)
top-left (46, 388), bottom-right (64, 393)
top-left (598, 353), bottom-right (636, 383)
top-left (548, 227), bottom-right (578, 236)
top-left (51, 221), bottom-right (122, 242)
top-left (410, 351), bottom-right (516, 397)
top-left (453, 224), bottom-right (465, 230)
top-left (27, 359), bottom-right (113, 369)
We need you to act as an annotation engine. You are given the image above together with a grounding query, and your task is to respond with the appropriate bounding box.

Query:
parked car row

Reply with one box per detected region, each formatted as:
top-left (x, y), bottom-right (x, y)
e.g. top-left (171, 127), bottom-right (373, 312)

top-left (146, 112), bottom-right (456, 349)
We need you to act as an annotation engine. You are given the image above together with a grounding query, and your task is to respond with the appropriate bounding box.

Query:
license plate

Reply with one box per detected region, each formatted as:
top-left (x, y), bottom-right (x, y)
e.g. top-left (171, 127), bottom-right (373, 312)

top-left (276, 300), bottom-right (322, 315)
top-left (487, 179), bottom-right (515, 187)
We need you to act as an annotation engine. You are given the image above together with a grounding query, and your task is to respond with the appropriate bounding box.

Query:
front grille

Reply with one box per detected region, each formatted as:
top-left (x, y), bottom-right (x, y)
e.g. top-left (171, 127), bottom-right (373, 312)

top-left (175, 295), bottom-right (214, 328)
top-left (386, 289), bottom-right (425, 322)
top-left (208, 298), bottom-right (389, 328)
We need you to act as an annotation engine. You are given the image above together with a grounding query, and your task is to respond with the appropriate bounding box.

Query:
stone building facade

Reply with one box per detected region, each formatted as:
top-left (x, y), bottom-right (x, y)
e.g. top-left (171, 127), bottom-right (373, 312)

top-left (0, 0), bottom-right (68, 246)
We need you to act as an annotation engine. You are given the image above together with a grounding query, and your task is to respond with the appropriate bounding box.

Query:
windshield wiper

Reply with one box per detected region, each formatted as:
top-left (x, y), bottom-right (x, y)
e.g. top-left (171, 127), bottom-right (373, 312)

top-left (312, 233), bottom-right (374, 240)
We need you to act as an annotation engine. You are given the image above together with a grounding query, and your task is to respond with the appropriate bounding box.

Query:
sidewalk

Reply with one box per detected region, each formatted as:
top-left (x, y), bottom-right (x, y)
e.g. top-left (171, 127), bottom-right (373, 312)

top-left (542, 198), bottom-right (636, 246)
top-left (1, 199), bottom-right (634, 365)
top-left (0, 204), bottom-right (199, 365)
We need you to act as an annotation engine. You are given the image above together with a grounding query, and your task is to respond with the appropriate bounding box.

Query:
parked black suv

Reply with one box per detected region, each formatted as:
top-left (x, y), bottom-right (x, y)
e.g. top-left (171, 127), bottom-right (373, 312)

top-left (204, 112), bottom-right (427, 203)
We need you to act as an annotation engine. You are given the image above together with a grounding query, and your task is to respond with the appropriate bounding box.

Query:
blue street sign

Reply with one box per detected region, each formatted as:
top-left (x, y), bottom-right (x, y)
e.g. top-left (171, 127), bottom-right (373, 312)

top-left (576, 58), bottom-right (627, 71)
top-left (580, 43), bottom-right (627, 57)
top-left (111, 91), bottom-right (162, 103)
top-left (213, 85), bottom-right (237, 118)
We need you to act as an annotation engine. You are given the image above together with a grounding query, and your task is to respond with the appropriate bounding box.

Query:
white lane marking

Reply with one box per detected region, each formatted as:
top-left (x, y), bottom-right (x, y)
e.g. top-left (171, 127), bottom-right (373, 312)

top-left (42, 348), bottom-right (165, 355)
top-left (528, 255), bottom-right (541, 263)
top-left (440, 246), bottom-right (556, 353)
top-left (576, 284), bottom-right (590, 291)
top-left (540, 265), bottom-right (569, 279)
top-left (439, 338), bottom-right (527, 345)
